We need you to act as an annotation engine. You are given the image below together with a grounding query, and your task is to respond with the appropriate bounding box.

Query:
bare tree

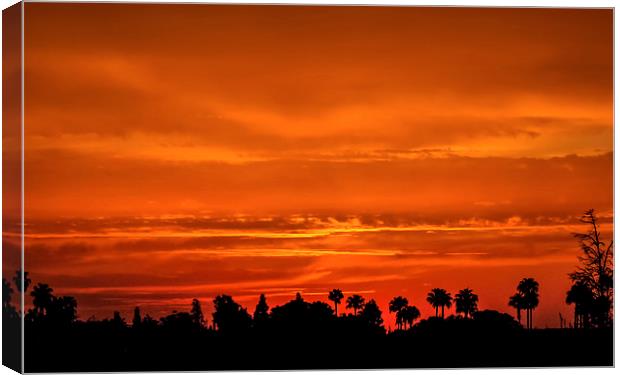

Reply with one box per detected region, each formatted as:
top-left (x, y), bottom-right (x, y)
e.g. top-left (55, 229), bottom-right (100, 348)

top-left (569, 209), bottom-right (613, 327)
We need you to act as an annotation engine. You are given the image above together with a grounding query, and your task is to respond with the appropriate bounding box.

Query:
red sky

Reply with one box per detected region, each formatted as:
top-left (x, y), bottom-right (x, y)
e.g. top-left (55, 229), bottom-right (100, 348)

top-left (9, 4), bottom-right (614, 328)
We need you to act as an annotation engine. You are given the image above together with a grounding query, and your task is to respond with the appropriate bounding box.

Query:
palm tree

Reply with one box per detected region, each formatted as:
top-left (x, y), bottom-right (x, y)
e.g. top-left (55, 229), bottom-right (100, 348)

top-left (566, 282), bottom-right (594, 329)
top-left (388, 296), bottom-right (409, 330)
top-left (455, 288), bottom-right (478, 318)
top-left (508, 293), bottom-right (524, 325)
top-left (426, 288), bottom-right (452, 318)
top-left (328, 289), bottom-right (344, 316)
top-left (13, 269), bottom-right (32, 293)
top-left (31, 283), bottom-right (54, 317)
top-left (427, 288), bottom-right (440, 317)
top-left (517, 278), bottom-right (540, 329)
top-left (398, 305), bottom-right (421, 329)
top-left (346, 294), bottom-right (365, 316)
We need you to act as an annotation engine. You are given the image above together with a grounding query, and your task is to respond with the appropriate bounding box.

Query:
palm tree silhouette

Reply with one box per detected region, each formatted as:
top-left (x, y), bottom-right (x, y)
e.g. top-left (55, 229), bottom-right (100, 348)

top-left (13, 269), bottom-right (31, 293)
top-left (566, 282), bottom-right (594, 329)
top-left (346, 294), bottom-right (365, 316)
top-left (517, 278), bottom-right (539, 329)
top-left (455, 288), bottom-right (478, 318)
top-left (508, 293), bottom-right (524, 325)
top-left (388, 296), bottom-right (408, 330)
top-left (31, 283), bottom-right (54, 317)
top-left (399, 305), bottom-right (420, 329)
top-left (426, 288), bottom-right (452, 318)
top-left (328, 289), bottom-right (344, 316)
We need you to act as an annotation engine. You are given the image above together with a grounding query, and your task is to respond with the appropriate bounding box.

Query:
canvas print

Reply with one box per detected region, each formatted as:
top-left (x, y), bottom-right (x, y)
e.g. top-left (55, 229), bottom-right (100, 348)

top-left (2, 2), bottom-right (614, 372)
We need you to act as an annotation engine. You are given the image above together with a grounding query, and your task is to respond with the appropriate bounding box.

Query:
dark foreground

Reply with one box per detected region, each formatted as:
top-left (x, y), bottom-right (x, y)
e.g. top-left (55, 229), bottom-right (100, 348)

top-left (24, 315), bottom-right (613, 372)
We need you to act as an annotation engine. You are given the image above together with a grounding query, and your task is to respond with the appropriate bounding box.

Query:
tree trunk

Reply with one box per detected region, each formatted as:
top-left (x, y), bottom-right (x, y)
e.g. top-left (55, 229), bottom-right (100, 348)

top-left (441, 305), bottom-right (445, 319)
top-left (525, 309), bottom-right (528, 329)
top-left (527, 309), bottom-right (530, 329)
top-left (574, 309), bottom-right (578, 329)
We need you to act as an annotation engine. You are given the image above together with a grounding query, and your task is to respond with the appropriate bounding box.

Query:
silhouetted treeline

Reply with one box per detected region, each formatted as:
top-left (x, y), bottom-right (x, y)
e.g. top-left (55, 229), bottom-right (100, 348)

top-left (3, 279), bottom-right (611, 371)
top-left (1, 209), bottom-right (613, 371)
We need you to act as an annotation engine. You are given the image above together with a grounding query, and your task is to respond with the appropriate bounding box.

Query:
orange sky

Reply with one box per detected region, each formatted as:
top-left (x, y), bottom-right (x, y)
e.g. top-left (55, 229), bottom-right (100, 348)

top-left (9, 4), bottom-right (614, 328)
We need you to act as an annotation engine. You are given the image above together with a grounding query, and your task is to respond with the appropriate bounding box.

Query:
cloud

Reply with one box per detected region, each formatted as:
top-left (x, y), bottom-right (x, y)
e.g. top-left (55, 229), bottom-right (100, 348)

top-left (24, 152), bottom-right (612, 217)
top-left (23, 5), bottom-right (611, 161)
top-left (17, 4), bottom-right (613, 329)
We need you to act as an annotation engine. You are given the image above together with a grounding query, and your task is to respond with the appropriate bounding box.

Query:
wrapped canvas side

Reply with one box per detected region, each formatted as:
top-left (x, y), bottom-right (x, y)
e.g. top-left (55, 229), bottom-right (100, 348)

top-left (2, 1), bottom-right (23, 373)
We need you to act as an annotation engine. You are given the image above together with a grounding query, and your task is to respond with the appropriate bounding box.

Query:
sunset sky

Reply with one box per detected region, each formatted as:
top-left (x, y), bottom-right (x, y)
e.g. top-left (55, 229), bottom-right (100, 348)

top-left (10, 4), bottom-right (613, 328)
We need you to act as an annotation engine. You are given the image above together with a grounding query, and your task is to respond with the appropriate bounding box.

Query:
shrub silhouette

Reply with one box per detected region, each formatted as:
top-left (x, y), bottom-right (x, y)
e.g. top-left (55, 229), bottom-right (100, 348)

top-left (253, 293), bottom-right (269, 325)
top-left (212, 294), bottom-right (251, 334)
top-left (190, 298), bottom-right (205, 327)
top-left (359, 299), bottom-right (384, 329)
